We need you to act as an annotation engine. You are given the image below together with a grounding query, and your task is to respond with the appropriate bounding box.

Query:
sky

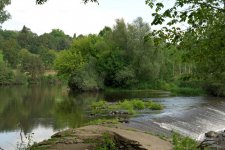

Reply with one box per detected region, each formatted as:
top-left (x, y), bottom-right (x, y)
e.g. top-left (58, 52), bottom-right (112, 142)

top-left (2, 0), bottom-right (155, 36)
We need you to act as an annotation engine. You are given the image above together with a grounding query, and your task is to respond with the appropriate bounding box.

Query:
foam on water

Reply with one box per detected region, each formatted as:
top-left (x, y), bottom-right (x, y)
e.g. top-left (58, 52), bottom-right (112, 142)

top-left (157, 106), bottom-right (225, 140)
top-left (130, 97), bottom-right (225, 141)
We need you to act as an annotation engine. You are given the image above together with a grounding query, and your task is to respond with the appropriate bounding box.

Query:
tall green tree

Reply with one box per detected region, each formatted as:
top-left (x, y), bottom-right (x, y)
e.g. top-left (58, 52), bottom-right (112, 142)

top-left (0, 0), bottom-right (10, 24)
top-left (19, 49), bottom-right (44, 82)
top-left (147, 0), bottom-right (225, 95)
top-left (17, 26), bottom-right (40, 53)
top-left (2, 39), bottom-right (20, 68)
top-left (38, 29), bottom-right (72, 51)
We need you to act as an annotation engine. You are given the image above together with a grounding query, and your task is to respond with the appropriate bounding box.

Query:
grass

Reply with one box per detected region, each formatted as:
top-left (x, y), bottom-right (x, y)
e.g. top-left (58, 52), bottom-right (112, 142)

top-left (95, 133), bottom-right (117, 150)
top-left (87, 118), bottom-right (119, 125)
top-left (172, 133), bottom-right (199, 150)
top-left (91, 99), bottom-right (164, 115)
top-left (171, 87), bottom-right (204, 96)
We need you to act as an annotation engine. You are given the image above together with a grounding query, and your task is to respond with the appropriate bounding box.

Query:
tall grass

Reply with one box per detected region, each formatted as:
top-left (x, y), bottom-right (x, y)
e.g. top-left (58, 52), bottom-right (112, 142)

top-left (171, 87), bottom-right (204, 96)
top-left (172, 133), bottom-right (199, 150)
top-left (91, 99), bottom-right (164, 115)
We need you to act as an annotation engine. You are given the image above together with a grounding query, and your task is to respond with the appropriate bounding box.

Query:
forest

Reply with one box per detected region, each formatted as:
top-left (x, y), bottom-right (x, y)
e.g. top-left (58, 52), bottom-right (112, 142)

top-left (0, 0), bottom-right (225, 97)
top-left (0, 0), bottom-right (225, 149)
top-left (0, 18), bottom-right (196, 92)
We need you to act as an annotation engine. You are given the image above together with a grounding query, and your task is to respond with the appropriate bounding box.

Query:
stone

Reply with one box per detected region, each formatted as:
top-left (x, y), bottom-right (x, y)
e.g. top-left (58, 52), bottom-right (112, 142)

top-left (205, 131), bottom-right (218, 138)
top-left (51, 132), bottom-right (62, 138)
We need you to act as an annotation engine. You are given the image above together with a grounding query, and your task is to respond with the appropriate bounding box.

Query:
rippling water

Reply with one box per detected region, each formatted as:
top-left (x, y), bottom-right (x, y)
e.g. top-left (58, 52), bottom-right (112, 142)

top-left (128, 96), bottom-right (225, 141)
top-left (1, 86), bottom-right (225, 149)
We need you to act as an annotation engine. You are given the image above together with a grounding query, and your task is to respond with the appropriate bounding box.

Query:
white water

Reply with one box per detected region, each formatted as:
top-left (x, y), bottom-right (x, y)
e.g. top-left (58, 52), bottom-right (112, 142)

top-left (130, 97), bottom-right (225, 141)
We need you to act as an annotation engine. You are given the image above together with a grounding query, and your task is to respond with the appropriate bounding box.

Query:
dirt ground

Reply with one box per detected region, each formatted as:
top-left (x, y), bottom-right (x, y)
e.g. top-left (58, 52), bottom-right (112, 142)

top-left (32, 124), bottom-right (172, 150)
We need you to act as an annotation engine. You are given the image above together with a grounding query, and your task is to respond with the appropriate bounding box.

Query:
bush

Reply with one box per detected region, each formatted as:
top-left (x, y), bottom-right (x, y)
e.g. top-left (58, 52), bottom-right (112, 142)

top-left (145, 101), bottom-right (163, 110)
top-left (91, 100), bottom-right (107, 110)
top-left (68, 62), bottom-right (103, 91)
top-left (0, 63), bottom-right (15, 85)
top-left (96, 133), bottom-right (117, 150)
top-left (90, 99), bottom-right (164, 115)
top-left (41, 75), bottom-right (61, 85)
top-left (172, 133), bottom-right (198, 150)
top-left (171, 87), bottom-right (204, 96)
top-left (130, 99), bottom-right (145, 110)
top-left (13, 71), bottom-right (27, 85)
top-left (119, 100), bottom-right (134, 110)
top-left (115, 66), bottom-right (137, 88)
top-left (203, 82), bottom-right (225, 97)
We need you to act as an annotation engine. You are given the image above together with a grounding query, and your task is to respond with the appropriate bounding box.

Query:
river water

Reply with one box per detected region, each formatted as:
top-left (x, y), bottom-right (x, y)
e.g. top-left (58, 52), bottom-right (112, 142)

top-left (0, 85), bottom-right (225, 149)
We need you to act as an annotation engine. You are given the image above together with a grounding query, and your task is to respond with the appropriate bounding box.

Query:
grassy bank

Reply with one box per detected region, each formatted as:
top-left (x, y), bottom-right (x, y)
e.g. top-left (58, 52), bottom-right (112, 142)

top-left (172, 133), bottom-right (199, 150)
top-left (91, 99), bottom-right (164, 115)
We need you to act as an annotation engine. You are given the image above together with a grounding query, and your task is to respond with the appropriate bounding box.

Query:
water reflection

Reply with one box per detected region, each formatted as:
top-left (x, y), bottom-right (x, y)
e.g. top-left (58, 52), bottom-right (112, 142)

top-left (0, 85), bottom-right (101, 149)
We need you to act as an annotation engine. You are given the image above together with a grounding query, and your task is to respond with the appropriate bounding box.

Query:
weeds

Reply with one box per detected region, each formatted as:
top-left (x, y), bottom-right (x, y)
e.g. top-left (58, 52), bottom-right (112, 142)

top-left (172, 133), bottom-right (198, 150)
top-left (96, 133), bottom-right (117, 150)
top-left (91, 99), bottom-right (164, 115)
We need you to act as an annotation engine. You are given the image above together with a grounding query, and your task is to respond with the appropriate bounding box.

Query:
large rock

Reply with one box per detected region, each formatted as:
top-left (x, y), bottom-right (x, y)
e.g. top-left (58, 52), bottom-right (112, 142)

top-left (205, 131), bottom-right (218, 138)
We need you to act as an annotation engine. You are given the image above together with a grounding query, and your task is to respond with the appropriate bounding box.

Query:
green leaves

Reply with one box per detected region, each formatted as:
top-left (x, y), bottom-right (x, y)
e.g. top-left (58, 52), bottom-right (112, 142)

top-left (0, 0), bottom-right (11, 24)
top-left (54, 49), bottom-right (85, 79)
top-left (146, 0), bottom-right (225, 27)
top-left (155, 3), bottom-right (164, 12)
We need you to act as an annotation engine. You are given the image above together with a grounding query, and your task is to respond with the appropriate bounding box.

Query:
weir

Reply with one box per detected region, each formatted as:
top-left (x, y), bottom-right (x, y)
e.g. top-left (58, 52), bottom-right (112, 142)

top-left (128, 97), bottom-right (225, 141)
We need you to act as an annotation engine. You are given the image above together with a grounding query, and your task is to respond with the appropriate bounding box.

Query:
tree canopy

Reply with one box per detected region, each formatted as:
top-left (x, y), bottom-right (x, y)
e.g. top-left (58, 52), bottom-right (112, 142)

top-left (0, 0), bottom-right (11, 24)
top-left (146, 0), bottom-right (225, 96)
top-left (146, 0), bottom-right (225, 26)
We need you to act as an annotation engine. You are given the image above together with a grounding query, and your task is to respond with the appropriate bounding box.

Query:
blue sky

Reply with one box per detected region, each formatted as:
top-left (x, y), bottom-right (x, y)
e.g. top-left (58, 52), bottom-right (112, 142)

top-left (2, 0), bottom-right (155, 36)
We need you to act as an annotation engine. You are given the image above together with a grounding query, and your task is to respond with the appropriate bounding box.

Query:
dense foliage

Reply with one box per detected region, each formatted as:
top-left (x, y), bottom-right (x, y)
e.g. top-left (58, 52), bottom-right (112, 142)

top-left (1, 0), bottom-right (225, 96)
top-left (54, 17), bottom-right (183, 91)
top-left (0, 0), bottom-right (10, 24)
top-left (0, 26), bottom-right (72, 84)
top-left (145, 0), bottom-right (225, 96)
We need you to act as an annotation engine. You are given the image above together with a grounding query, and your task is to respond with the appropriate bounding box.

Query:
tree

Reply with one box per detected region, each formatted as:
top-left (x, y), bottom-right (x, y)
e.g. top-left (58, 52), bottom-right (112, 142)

top-left (54, 38), bottom-right (104, 91)
top-left (0, 62), bottom-right (14, 85)
top-left (17, 26), bottom-right (40, 53)
top-left (0, 51), bottom-right (3, 63)
top-left (147, 0), bottom-right (225, 95)
top-left (2, 39), bottom-right (20, 68)
top-left (54, 49), bottom-right (85, 79)
top-left (19, 49), bottom-right (44, 82)
top-left (146, 0), bottom-right (225, 27)
top-left (39, 49), bottom-right (56, 69)
top-left (0, 0), bottom-right (10, 24)
top-left (38, 29), bottom-right (72, 51)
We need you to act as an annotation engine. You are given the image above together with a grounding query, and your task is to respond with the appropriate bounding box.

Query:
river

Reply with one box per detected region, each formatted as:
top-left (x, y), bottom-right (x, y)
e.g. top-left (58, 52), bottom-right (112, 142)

top-left (0, 85), bottom-right (225, 149)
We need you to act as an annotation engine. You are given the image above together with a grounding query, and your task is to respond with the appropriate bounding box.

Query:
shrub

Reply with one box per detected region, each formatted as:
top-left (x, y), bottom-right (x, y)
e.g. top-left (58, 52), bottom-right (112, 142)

top-left (0, 63), bottom-right (15, 85)
top-left (119, 100), bottom-right (134, 110)
top-left (130, 99), bottom-right (145, 110)
top-left (14, 71), bottom-right (27, 85)
top-left (91, 100), bottom-right (106, 109)
top-left (145, 101), bottom-right (163, 110)
top-left (90, 99), bottom-right (164, 115)
top-left (68, 62), bottom-right (103, 91)
top-left (41, 75), bottom-right (61, 85)
top-left (96, 133), bottom-right (117, 150)
top-left (172, 133), bottom-right (198, 150)
top-left (171, 87), bottom-right (204, 96)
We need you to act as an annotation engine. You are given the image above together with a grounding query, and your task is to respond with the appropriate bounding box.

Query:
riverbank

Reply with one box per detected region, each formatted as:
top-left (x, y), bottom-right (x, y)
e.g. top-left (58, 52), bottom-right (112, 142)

top-left (31, 124), bottom-right (172, 150)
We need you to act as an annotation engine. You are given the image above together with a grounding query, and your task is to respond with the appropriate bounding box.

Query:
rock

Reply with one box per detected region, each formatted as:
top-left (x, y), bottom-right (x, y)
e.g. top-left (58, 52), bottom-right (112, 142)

top-left (51, 132), bottom-right (62, 138)
top-left (205, 131), bottom-right (218, 138)
top-left (118, 118), bottom-right (129, 123)
top-left (110, 111), bottom-right (129, 116)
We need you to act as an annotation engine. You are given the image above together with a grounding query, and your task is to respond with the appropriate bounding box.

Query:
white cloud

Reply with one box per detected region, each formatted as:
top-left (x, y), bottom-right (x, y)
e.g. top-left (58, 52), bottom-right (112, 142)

top-left (2, 0), bottom-right (152, 36)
